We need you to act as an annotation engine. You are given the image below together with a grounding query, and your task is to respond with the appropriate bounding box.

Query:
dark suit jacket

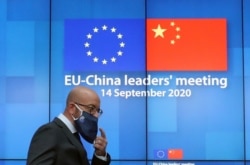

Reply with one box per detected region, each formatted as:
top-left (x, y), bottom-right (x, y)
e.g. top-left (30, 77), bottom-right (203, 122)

top-left (27, 117), bottom-right (111, 165)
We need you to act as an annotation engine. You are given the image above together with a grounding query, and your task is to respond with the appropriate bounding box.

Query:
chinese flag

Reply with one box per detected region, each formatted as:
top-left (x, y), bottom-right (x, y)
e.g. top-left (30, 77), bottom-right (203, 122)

top-left (147, 19), bottom-right (227, 71)
top-left (168, 149), bottom-right (183, 160)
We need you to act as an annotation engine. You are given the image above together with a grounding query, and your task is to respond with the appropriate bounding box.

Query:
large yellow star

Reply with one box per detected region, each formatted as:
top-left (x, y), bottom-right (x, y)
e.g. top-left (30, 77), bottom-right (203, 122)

top-left (152, 24), bottom-right (166, 38)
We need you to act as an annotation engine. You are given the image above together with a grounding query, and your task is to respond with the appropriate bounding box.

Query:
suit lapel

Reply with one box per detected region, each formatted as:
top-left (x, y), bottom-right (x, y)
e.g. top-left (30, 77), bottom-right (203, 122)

top-left (53, 118), bottom-right (88, 163)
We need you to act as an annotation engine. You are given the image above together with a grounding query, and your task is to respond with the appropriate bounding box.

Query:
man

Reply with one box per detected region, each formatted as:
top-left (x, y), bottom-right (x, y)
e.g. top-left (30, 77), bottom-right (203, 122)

top-left (27, 86), bottom-right (111, 165)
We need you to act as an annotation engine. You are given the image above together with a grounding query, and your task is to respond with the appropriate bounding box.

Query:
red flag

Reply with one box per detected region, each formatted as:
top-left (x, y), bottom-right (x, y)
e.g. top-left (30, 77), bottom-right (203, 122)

top-left (168, 149), bottom-right (183, 160)
top-left (147, 19), bottom-right (227, 71)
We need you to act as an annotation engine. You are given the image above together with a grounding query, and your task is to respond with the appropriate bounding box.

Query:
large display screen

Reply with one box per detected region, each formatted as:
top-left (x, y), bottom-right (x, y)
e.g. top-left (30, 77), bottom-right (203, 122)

top-left (0, 0), bottom-right (249, 165)
top-left (146, 0), bottom-right (244, 162)
top-left (244, 0), bottom-right (250, 162)
top-left (0, 0), bottom-right (50, 160)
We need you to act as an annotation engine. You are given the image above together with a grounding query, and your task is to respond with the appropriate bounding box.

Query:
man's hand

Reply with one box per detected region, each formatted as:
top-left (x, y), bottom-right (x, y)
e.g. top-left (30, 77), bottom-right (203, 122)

top-left (94, 128), bottom-right (108, 156)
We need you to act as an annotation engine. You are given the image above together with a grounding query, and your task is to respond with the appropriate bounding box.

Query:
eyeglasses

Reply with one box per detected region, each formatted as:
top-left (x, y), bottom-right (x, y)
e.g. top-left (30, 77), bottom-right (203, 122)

top-left (74, 102), bottom-right (103, 116)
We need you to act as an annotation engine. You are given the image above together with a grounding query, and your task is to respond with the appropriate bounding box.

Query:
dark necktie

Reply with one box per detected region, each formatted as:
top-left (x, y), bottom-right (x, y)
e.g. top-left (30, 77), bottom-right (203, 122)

top-left (73, 132), bottom-right (82, 144)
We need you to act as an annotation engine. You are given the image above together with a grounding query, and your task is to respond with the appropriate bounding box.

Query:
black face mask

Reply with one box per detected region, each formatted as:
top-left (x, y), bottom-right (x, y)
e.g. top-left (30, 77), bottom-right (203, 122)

top-left (73, 105), bottom-right (98, 144)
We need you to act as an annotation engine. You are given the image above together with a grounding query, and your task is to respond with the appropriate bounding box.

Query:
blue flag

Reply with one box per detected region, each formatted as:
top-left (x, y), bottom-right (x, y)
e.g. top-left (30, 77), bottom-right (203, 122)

top-left (64, 19), bottom-right (145, 72)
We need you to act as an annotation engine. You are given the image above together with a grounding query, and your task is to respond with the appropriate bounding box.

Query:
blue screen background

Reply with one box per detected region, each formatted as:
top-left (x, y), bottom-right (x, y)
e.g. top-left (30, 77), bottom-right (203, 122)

top-left (0, 0), bottom-right (249, 164)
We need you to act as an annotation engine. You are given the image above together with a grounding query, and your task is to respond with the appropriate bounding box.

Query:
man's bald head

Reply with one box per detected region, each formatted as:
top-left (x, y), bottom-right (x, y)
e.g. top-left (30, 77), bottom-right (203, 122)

top-left (66, 86), bottom-right (100, 105)
top-left (64, 86), bottom-right (101, 121)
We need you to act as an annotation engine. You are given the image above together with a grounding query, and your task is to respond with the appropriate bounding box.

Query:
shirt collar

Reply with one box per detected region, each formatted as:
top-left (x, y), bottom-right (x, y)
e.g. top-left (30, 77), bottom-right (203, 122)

top-left (58, 113), bottom-right (77, 133)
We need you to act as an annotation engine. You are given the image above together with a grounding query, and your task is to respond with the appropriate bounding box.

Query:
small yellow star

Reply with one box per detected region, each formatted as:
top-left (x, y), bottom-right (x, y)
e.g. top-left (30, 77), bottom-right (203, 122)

top-left (152, 24), bottom-right (166, 38)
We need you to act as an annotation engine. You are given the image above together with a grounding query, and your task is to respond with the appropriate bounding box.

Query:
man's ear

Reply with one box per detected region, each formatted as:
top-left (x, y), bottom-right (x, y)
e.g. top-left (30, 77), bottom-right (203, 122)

top-left (67, 102), bottom-right (76, 115)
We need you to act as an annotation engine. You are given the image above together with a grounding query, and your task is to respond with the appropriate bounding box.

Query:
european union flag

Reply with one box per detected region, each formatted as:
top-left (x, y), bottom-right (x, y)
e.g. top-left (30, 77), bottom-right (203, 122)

top-left (153, 149), bottom-right (167, 159)
top-left (64, 19), bottom-right (145, 72)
